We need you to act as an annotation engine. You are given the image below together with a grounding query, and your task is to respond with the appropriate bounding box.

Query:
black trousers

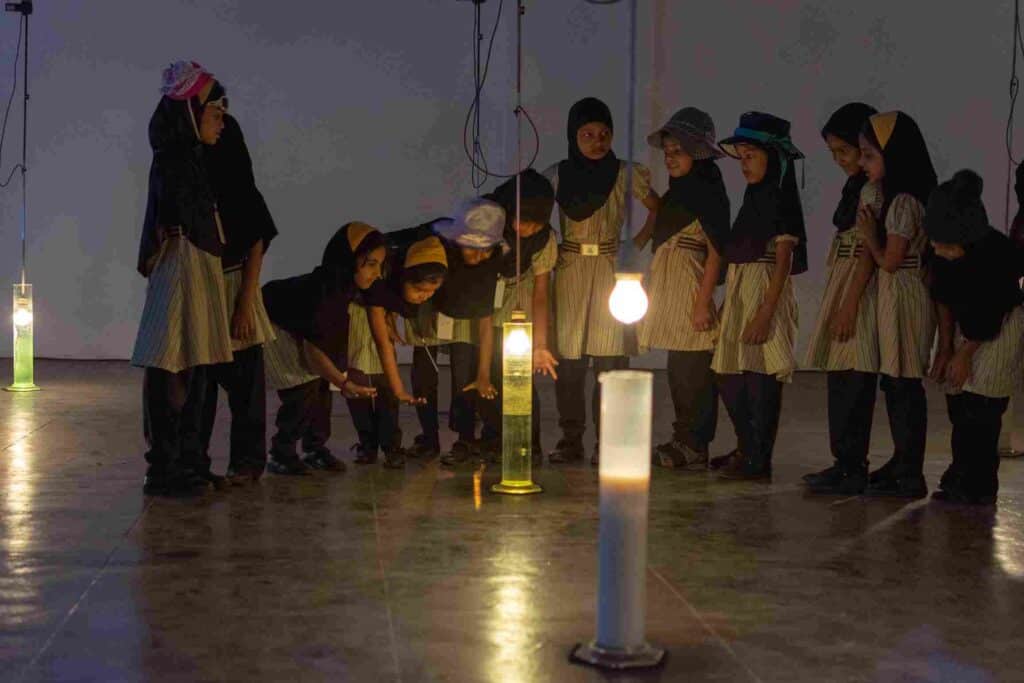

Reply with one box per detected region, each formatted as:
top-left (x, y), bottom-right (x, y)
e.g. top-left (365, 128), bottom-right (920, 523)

top-left (346, 371), bottom-right (402, 454)
top-left (945, 392), bottom-right (1007, 498)
top-left (554, 355), bottom-right (630, 444)
top-left (717, 371), bottom-right (784, 470)
top-left (479, 337), bottom-right (543, 453)
top-left (666, 350), bottom-right (718, 451)
top-left (143, 365), bottom-right (208, 475)
top-left (879, 376), bottom-right (927, 476)
top-left (826, 370), bottom-right (877, 471)
top-left (303, 379), bottom-right (333, 454)
top-left (271, 379), bottom-right (327, 460)
top-left (411, 343), bottom-right (478, 445)
top-left (198, 345), bottom-right (267, 473)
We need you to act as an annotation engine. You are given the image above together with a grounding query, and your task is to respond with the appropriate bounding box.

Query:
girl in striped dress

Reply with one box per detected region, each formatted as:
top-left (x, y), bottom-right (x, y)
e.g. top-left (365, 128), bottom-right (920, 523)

top-left (347, 236), bottom-right (448, 469)
top-left (927, 170), bottom-right (1024, 505)
top-left (711, 111), bottom-right (808, 481)
top-left (198, 102), bottom-right (279, 487)
top-left (260, 223), bottom-right (382, 475)
top-left (389, 199), bottom-right (505, 465)
top-left (855, 111), bottom-right (938, 498)
top-left (544, 97), bottom-right (659, 465)
top-left (131, 61), bottom-right (235, 496)
top-left (477, 170), bottom-right (559, 465)
top-left (635, 107), bottom-right (730, 469)
top-left (803, 103), bottom-right (882, 494)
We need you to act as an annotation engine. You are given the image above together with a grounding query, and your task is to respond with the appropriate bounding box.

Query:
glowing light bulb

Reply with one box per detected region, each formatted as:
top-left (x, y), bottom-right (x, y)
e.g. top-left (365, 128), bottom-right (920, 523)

top-left (608, 274), bottom-right (648, 324)
top-left (504, 327), bottom-right (531, 357)
top-left (12, 308), bottom-right (32, 328)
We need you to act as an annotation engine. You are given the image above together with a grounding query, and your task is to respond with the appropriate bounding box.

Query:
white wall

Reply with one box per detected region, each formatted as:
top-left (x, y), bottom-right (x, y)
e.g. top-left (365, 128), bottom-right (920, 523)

top-left (0, 1), bottom-right (1016, 365)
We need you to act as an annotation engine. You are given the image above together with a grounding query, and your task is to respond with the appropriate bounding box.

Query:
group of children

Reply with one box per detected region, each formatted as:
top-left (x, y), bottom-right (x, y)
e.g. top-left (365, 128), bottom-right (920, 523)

top-left (132, 60), bottom-right (1024, 506)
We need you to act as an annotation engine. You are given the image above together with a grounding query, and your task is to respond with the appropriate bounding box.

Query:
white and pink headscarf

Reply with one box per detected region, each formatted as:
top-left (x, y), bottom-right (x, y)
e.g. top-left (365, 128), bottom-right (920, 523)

top-left (160, 60), bottom-right (214, 101)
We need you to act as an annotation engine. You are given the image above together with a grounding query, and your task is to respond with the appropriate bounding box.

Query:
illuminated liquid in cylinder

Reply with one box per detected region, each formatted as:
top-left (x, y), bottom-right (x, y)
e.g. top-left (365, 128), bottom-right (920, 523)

top-left (596, 459), bottom-right (650, 649)
top-left (500, 327), bottom-right (534, 487)
top-left (10, 286), bottom-right (35, 390)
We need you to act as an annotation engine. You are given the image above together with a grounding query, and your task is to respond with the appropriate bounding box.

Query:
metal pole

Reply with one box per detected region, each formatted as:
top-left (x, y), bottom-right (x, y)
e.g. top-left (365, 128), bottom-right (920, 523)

top-left (20, 11), bottom-right (28, 285)
top-left (514, 0), bottom-right (523, 309)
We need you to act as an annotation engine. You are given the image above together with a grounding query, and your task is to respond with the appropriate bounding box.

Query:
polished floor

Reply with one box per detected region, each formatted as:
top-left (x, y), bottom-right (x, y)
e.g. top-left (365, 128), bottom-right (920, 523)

top-left (1, 360), bottom-right (1023, 682)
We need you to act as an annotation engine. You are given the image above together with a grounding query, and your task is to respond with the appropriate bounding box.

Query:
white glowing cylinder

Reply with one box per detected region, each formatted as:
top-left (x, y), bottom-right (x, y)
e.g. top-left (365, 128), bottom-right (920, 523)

top-left (595, 370), bottom-right (653, 651)
top-left (608, 273), bottom-right (648, 324)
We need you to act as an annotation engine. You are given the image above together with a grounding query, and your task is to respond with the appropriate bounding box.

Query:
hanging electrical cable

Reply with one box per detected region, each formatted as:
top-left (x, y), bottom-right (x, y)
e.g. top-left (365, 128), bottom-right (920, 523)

top-left (461, 0), bottom-right (540, 189)
top-left (0, 14), bottom-right (25, 189)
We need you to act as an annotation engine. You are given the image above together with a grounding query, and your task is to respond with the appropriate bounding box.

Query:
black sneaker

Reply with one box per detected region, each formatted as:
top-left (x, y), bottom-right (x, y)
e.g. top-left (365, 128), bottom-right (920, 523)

top-left (548, 439), bottom-right (584, 464)
top-left (868, 457), bottom-right (899, 485)
top-left (407, 434), bottom-right (440, 460)
top-left (201, 470), bottom-right (231, 491)
top-left (351, 443), bottom-right (378, 465)
top-left (382, 450), bottom-right (406, 469)
top-left (266, 453), bottom-right (312, 476)
top-left (708, 449), bottom-right (740, 471)
top-left (440, 440), bottom-right (478, 467)
top-left (143, 467), bottom-right (209, 496)
top-left (225, 465), bottom-right (262, 486)
top-left (304, 448), bottom-right (347, 472)
top-left (864, 473), bottom-right (927, 498)
top-left (803, 465), bottom-right (838, 485)
top-left (806, 466), bottom-right (867, 495)
top-left (717, 453), bottom-right (771, 481)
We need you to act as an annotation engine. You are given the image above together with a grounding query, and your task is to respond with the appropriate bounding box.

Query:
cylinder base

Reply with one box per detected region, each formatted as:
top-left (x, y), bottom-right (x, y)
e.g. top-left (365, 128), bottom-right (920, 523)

top-left (4, 384), bottom-right (40, 392)
top-left (569, 641), bottom-right (666, 670)
top-left (491, 481), bottom-right (542, 495)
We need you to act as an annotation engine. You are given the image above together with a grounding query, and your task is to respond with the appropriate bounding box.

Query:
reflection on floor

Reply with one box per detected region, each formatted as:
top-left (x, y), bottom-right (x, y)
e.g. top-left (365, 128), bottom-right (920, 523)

top-left (1, 360), bottom-right (1022, 682)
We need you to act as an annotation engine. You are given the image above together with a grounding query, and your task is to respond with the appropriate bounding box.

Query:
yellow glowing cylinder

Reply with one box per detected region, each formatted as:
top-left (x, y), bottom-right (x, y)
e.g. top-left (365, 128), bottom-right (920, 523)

top-left (491, 310), bottom-right (541, 495)
top-left (6, 283), bottom-right (39, 392)
top-left (571, 370), bottom-right (663, 669)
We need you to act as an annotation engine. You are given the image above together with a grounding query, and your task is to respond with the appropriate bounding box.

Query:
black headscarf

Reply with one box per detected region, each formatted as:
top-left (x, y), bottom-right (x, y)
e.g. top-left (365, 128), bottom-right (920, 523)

top-left (651, 159), bottom-right (730, 253)
top-left (137, 88), bottom-right (223, 276)
top-left (821, 103), bottom-right (877, 232)
top-left (321, 222), bottom-right (387, 271)
top-left (930, 229), bottom-right (1024, 342)
top-left (204, 112), bottom-right (278, 268)
top-left (724, 144), bottom-right (808, 274)
top-left (485, 170), bottom-right (555, 279)
top-left (861, 112), bottom-right (937, 226)
top-left (556, 97), bottom-right (620, 222)
top-left (924, 170), bottom-right (992, 246)
top-left (262, 223), bottom-right (385, 366)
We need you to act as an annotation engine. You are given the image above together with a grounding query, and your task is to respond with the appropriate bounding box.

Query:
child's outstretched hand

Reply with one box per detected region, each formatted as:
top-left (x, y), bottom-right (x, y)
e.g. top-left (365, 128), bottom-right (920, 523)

top-left (396, 389), bottom-right (426, 405)
top-left (342, 380), bottom-right (377, 399)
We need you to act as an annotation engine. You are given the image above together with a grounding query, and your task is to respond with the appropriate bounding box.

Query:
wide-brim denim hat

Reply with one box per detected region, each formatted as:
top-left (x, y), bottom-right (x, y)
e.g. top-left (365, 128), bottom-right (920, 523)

top-left (431, 197), bottom-right (506, 249)
top-left (647, 107), bottom-right (723, 160)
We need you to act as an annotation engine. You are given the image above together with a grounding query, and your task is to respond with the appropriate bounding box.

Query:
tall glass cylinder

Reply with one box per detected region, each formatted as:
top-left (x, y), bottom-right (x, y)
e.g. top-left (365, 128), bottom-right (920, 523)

top-left (491, 312), bottom-right (541, 494)
top-left (571, 370), bottom-right (663, 669)
top-left (7, 283), bottom-right (39, 392)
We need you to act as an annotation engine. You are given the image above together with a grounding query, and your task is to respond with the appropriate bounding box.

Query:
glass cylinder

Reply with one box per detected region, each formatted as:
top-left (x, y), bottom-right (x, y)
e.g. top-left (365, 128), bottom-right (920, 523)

top-left (491, 312), bottom-right (541, 494)
top-left (571, 370), bottom-right (662, 669)
top-left (6, 283), bottom-right (39, 392)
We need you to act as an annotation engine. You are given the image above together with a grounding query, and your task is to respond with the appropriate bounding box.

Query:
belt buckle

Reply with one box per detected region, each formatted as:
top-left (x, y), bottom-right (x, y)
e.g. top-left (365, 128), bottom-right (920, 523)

top-left (581, 243), bottom-right (600, 256)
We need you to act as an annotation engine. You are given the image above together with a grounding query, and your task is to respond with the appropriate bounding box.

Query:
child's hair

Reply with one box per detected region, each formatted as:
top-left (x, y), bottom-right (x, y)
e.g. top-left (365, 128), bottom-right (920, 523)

top-left (353, 230), bottom-right (387, 266)
top-left (402, 264), bottom-right (446, 286)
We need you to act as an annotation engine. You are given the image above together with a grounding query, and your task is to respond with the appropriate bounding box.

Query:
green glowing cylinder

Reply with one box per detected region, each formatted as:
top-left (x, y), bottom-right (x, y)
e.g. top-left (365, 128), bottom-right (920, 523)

top-left (6, 283), bottom-right (39, 392)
